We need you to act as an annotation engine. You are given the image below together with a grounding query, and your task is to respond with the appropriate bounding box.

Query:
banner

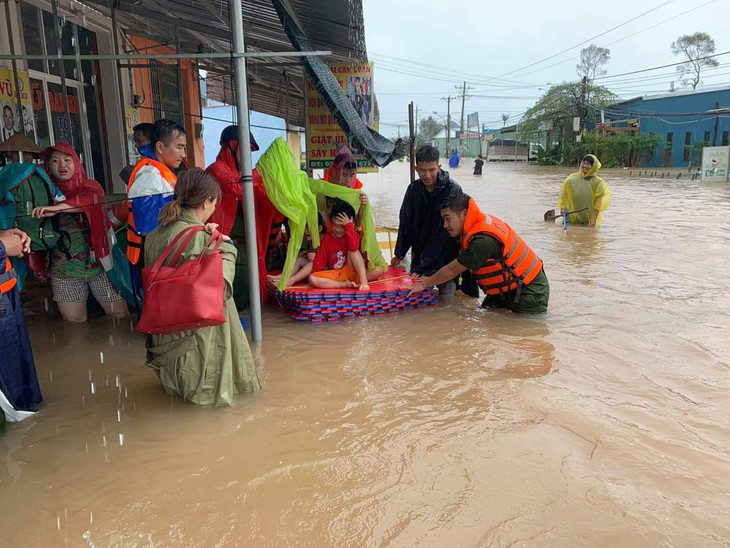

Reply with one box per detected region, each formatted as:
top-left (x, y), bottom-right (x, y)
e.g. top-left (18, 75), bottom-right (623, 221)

top-left (701, 146), bottom-right (729, 183)
top-left (466, 111), bottom-right (479, 129)
top-left (0, 66), bottom-right (35, 143)
top-left (305, 62), bottom-right (377, 171)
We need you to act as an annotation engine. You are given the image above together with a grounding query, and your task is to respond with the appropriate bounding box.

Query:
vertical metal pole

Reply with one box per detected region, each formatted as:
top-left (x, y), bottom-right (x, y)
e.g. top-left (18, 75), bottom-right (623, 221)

top-left (51, 0), bottom-right (72, 145)
top-left (408, 102), bottom-right (415, 183)
top-left (175, 26), bottom-right (184, 126)
top-left (712, 101), bottom-right (720, 146)
top-left (4, 1), bottom-right (25, 136)
top-left (229, 0), bottom-right (262, 342)
top-left (110, 7), bottom-right (129, 165)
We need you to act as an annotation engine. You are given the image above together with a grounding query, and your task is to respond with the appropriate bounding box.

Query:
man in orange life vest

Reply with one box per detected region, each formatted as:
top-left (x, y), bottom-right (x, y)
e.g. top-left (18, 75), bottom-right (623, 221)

top-left (126, 119), bottom-right (186, 266)
top-left (409, 190), bottom-right (549, 313)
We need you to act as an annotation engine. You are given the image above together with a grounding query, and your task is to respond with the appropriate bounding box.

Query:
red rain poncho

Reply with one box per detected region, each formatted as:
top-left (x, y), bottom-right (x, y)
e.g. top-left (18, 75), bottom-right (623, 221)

top-left (43, 142), bottom-right (112, 270)
top-left (323, 147), bottom-right (363, 190)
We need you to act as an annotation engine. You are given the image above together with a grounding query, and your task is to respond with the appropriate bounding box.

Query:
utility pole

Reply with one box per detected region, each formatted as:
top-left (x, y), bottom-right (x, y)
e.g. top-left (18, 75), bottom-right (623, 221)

top-left (456, 81), bottom-right (472, 152)
top-left (712, 101), bottom-right (720, 146)
top-left (415, 104), bottom-right (419, 140)
top-left (441, 95), bottom-right (452, 157)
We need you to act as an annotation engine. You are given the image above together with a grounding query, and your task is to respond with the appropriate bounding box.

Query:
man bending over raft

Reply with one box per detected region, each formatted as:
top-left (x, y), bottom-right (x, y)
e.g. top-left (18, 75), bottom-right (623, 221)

top-left (409, 191), bottom-right (549, 314)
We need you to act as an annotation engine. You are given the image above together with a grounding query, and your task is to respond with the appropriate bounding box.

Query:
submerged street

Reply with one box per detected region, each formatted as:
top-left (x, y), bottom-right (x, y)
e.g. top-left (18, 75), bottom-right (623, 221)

top-left (1, 160), bottom-right (729, 546)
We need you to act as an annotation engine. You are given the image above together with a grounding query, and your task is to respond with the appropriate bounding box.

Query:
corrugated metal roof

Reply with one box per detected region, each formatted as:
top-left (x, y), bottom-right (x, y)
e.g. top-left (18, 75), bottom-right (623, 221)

top-left (82, 0), bottom-right (368, 126)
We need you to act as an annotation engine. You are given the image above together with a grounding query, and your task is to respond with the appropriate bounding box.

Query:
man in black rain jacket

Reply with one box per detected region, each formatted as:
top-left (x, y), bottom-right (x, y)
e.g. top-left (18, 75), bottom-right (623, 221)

top-left (391, 145), bottom-right (463, 295)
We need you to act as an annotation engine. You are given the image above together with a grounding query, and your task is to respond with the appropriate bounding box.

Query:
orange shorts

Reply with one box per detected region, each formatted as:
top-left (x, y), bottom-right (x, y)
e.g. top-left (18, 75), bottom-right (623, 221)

top-left (310, 263), bottom-right (360, 284)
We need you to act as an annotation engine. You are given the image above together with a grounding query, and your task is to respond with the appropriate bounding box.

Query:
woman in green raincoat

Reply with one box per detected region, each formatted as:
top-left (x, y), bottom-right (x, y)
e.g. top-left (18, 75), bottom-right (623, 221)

top-left (558, 154), bottom-right (611, 228)
top-left (143, 169), bottom-right (260, 406)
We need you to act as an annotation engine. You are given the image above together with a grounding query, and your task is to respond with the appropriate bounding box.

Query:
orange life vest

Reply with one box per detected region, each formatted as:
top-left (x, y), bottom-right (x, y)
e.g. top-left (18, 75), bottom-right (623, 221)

top-left (460, 198), bottom-right (542, 300)
top-left (0, 258), bottom-right (17, 294)
top-left (126, 158), bottom-right (177, 265)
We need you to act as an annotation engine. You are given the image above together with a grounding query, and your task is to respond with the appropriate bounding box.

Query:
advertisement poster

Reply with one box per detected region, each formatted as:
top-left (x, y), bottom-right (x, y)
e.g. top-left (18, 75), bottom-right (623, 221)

top-left (305, 62), bottom-right (377, 171)
top-left (0, 66), bottom-right (35, 143)
top-left (125, 107), bottom-right (141, 163)
top-left (701, 145), bottom-right (729, 183)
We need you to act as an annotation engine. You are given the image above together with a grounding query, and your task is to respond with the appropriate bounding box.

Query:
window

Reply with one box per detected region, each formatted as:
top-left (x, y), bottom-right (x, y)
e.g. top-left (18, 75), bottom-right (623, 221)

top-left (722, 131), bottom-right (729, 147)
top-left (683, 132), bottom-right (692, 162)
top-left (151, 60), bottom-right (183, 125)
top-left (20, 3), bottom-right (44, 73)
top-left (704, 131), bottom-right (711, 145)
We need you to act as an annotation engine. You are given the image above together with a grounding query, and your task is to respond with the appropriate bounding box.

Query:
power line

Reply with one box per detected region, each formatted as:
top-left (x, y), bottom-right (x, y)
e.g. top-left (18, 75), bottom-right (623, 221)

top-left (595, 50), bottom-right (730, 80)
top-left (471, 0), bottom-right (678, 85)
top-left (494, 0), bottom-right (719, 81)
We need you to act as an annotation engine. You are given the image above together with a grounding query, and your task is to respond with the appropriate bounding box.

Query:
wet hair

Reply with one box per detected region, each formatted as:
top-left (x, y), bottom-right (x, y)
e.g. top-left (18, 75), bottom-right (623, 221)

top-left (581, 155), bottom-right (595, 165)
top-left (158, 168), bottom-right (221, 226)
top-left (150, 119), bottom-right (185, 147)
top-left (439, 189), bottom-right (470, 213)
top-left (416, 145), bottom-right (440, 164)
top-left (133, 122), bottom-right (154, 140)
top-left (330, 198), bottom-right (356, 220)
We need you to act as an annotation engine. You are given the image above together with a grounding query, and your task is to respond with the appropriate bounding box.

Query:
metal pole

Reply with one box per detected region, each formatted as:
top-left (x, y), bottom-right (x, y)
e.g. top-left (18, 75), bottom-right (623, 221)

top-left (51, 0), bottom-right (72, 146)
top-left (3, 1), bottom-right (25, 136)
top-left (0, 51), bottom-right (332, 61)
top-left (175, 27), bottom-right (185, 127)
top-left (229, 0), bottom-right (262, 342)
top-left (408, 102), bottom-right (415, 183)
top-left (111, 7), bottom-right (130, 165)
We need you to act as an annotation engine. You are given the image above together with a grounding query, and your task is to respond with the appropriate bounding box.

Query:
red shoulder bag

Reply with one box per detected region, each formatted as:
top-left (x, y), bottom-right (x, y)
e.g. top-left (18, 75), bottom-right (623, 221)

top-left (136, 226), bottom-right (226, 335)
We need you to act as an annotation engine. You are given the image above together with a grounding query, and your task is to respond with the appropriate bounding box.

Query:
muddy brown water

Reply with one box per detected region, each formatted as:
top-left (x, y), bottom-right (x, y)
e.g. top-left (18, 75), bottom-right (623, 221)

top-left (1, 161), bottom-right (729, 546)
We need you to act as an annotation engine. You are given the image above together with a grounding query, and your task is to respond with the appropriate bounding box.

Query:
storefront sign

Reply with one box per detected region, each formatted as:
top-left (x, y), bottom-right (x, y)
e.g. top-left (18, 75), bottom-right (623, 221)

top-left (305, 62), bottom-right (376, 172)
top-left (0, 66), bottom-right (35, 143)
top-left (701, 146), bottom-right (729, 182)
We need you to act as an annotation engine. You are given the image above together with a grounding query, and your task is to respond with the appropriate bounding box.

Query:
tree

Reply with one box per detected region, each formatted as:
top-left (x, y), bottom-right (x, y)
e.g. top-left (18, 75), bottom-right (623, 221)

top-left (520, 81), bottom-right (617, 165)
top-left (417, 115), bottom-right (443, 142)
top-left (671, 32), bottom-right (719, 89)
top-left (501, 113), bottom-right (510, 126)
top-left (576, 44), bottom-right (611, 83)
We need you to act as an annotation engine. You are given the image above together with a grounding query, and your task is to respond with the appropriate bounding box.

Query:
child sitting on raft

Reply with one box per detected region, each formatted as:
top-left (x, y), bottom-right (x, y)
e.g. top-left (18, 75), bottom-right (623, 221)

top-left (268, 213), bottom-right (325, 287)
top-left (309, 199), bottom-right (384, 292)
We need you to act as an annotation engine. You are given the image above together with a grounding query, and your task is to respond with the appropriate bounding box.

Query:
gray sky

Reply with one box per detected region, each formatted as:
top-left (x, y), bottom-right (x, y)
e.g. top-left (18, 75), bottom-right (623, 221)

top-left (362, 0), bottom-right (730, 136)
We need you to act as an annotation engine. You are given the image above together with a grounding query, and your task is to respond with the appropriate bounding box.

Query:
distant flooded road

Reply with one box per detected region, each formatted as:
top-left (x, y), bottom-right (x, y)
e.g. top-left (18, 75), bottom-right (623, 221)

top-left (1, 161), bottom-right (729, 546)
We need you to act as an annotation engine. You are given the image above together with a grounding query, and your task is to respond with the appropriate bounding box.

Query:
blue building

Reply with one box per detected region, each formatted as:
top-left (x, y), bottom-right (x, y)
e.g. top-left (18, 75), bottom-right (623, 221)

top-left (600, 86), bottom-right (730, 167)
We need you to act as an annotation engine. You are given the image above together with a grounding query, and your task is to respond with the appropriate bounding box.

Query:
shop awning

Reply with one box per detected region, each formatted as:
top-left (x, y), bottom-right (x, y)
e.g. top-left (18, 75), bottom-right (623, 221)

top-left (82, 0), bottom-right (368, 128)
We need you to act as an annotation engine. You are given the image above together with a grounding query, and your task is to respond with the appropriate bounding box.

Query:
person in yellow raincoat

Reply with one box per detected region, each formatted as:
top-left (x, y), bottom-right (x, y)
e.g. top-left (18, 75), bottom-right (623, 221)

top-left (558, 154), bottom-right (611, 228)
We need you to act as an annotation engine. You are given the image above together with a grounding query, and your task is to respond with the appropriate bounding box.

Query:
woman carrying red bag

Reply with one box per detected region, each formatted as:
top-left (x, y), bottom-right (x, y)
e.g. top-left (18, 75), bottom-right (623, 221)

top-left (143, 169), bottom-right (259, 405)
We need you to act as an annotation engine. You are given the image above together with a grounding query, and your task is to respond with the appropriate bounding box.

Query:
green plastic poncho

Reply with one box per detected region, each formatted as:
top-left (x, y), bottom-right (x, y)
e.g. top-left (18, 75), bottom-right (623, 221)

top-left (558, 154), bottom-right (611, 227)
top-left (256, 138), bottom-right (386, 291)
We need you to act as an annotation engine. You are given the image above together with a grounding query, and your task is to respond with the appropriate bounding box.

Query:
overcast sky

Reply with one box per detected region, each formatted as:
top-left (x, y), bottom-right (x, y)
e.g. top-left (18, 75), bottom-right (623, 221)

top-left (362, 0), bottom-right (730, 136)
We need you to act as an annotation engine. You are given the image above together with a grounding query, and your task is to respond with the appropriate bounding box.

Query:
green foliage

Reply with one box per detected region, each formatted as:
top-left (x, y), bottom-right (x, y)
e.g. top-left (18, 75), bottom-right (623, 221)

top-left (417, 115), bottom-right (443, 143)
top-left (579, 132), bottom-right (663, 167)
top-left (671, 32), bottom-right (719, 89)
top-left (520, 81), bottom-right (617, 143)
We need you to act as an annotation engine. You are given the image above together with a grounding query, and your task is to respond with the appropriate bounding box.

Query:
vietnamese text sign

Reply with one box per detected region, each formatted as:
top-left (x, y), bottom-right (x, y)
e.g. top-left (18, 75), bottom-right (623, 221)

top-left (701, 146), bottom-right (729, 182)
top-left (305, 62), bottom-right (376, 171)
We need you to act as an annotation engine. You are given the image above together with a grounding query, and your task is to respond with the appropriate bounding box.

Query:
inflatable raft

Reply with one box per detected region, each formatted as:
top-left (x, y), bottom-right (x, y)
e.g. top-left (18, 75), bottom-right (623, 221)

top-left (267, 266), bottom-right (437, 323)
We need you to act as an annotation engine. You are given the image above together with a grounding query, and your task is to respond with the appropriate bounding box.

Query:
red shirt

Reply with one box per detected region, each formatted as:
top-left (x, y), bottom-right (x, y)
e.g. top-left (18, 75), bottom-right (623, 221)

top-left (312, 222), bottom-right (360, 273)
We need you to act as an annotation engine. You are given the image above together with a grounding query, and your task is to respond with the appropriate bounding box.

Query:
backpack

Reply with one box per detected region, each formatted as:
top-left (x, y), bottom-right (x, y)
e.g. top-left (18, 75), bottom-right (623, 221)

top-left (0, 164), bottom-right (66, 253)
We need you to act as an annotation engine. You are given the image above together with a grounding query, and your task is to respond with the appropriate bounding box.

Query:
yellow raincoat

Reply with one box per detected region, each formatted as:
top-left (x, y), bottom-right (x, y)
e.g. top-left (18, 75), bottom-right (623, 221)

top-left (558, 154), bottom-right (611, 227)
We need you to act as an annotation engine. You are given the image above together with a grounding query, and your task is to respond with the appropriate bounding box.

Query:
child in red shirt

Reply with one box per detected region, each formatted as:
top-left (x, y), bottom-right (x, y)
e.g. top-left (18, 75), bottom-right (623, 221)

top-left (309, 199), bottom-right (384, 291)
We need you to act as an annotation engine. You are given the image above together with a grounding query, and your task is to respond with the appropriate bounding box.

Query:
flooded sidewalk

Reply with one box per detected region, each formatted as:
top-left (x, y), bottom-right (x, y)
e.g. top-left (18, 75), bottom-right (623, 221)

top-left (1, 161), bottom-right (729, 546)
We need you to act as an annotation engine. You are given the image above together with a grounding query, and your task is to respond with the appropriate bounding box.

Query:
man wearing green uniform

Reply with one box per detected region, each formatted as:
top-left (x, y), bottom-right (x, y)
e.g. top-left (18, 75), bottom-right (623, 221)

top-left (410, 190), bottom-right (549, 314)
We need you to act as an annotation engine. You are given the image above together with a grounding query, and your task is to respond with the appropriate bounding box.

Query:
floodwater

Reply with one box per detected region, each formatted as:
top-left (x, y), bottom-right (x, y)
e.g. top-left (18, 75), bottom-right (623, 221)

top-left (2, 161), bottom-right (729, 547)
